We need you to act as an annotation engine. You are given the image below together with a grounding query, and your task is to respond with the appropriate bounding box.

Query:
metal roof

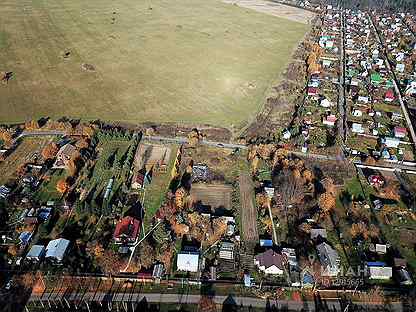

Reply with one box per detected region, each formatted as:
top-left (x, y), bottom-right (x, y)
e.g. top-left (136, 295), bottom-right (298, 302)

top-left (46, 238), bottom-right (70, 261)
top-left (177, 252), bottom-right (199, 272)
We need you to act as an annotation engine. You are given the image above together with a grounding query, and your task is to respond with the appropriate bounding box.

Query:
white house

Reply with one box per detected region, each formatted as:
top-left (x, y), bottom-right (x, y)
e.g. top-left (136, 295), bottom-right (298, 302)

top-left (352, 123), bottom-right (364, 134)
top-left (177, 252), bottom-right (199, 272)
top-left (367, 263), bottom-right (392, 280)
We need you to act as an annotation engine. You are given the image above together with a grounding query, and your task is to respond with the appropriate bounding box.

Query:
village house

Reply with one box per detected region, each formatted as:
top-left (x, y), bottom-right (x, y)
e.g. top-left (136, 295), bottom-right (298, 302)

top-left (254, 249), bottom-right (284, 275)
top-left (366, 262), bottom-right (392, 280)
top-left (113, 216), bottom-right (141, 245)
top-left (176, 251), bottom-right (200, 273)
top-left (394, 126), bottom-right (407, 138)
top-left (53, 143), bottom-right (78, 169)
top-left (45, 238), bottom-right (70, 263)
top-left (323, 115), bottom-right (337, 127)
top-left (316, 242), bottom-right (340, 277)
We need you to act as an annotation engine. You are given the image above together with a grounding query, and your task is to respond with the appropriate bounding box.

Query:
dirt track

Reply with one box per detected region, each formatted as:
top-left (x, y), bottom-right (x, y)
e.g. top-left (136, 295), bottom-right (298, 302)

top-left (239, 172), bottom-right (259, 243)
top-left (222, 0), bottom-right (316, 24)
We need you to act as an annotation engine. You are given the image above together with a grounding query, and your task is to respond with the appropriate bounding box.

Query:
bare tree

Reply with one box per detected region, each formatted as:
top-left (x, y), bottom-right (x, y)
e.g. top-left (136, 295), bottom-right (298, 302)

top-left (274, 169), bottom-right (307, 225)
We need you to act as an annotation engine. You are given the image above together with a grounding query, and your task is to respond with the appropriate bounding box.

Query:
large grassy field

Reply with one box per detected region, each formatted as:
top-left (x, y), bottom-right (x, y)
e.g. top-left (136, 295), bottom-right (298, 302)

top-left (0, 0), bottom-right (308, 128)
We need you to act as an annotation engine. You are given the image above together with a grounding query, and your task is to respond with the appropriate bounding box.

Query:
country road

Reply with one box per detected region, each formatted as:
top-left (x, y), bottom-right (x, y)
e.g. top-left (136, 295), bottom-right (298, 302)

top-left (28, 292), bottom-right (405, 311)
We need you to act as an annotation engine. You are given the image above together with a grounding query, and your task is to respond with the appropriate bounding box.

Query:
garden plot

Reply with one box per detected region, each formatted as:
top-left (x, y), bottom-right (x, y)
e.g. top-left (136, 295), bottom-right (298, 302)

top-left (190, 183), bottom-right (233, 212)
top-left (134, 144), bottom-right (171, 172)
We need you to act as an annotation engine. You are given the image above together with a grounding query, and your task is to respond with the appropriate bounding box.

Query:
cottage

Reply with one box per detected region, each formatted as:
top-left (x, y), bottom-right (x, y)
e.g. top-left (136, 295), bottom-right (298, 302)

top-left (352, 109), bottom-right (363, 117)
top-left (177, 252), bottom-right (199, 272)
top-left (316, 242), bottom-right (340, 277)
top-left (396, 63), bottom-right (405, 72)
top-left (366, 262), bottom-right (392, 280)
top-left (320, 98), bottom-right (333, 108)
top-left (259, 239), bottom-right (273, 247)
top-left (45, 238), bottom-right (70, 263)
top-left (254, 249), bottom-right (284, 275)
top-left (307, 87), bottom-right (318, 97)
top-left (371, 73), bottom-right (381, 85)
top-left (0, 185), bottom-right (11, 199)
top-left (357, 96), bottom-right (369, 103)
top-left (385, 89), bottom-right (395, 102)
top-left (26, 245), bottom-right (46, 262)
top-left (382, 137), bottom-right (401, 148)
top-left (323, 115), bottom-right (337, 127)
top-left (53, 144), bottom-right (78, 169)
top-left (113, 216), bottom-right (141, 245)
top-left (152, 264), bottom-right (165, 279)
top-left (394, 127), bottom-right (407, 138)
top-left (351, 123), bottom-right (364, 134)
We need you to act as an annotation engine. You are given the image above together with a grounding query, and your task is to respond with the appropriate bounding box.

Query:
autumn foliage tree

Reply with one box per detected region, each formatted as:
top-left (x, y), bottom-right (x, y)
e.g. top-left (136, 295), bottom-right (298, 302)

top-left (41, 142), bottom-right (59, 160)
top-left (0, 128), bottom-right (13, 147)
top-left (56, 178), bottom-right (70, 194)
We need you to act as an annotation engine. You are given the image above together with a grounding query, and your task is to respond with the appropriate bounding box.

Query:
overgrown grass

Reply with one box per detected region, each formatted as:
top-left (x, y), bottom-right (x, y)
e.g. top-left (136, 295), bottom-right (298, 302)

top-left (0, 0), bottom-right (308, 128)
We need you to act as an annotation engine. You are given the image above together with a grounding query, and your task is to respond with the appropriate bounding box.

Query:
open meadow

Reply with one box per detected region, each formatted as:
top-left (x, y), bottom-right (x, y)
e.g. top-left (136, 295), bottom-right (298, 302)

top-left (0, 0), bottom-right (308, 128)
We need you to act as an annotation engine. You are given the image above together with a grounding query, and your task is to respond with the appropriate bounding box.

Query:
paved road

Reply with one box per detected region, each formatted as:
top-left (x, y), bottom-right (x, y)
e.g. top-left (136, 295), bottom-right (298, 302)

top-left (29, 292), bottom-right (404, 311)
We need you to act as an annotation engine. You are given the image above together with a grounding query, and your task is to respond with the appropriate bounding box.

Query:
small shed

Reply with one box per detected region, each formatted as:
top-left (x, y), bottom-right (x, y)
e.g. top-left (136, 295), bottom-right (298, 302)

top-left (26, 245), bottom-right (46, 262)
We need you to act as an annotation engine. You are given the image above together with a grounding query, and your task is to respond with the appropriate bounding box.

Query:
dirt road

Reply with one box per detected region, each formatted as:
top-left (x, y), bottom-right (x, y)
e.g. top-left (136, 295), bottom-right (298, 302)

top-left (239, 172), bottom-right (259, 244)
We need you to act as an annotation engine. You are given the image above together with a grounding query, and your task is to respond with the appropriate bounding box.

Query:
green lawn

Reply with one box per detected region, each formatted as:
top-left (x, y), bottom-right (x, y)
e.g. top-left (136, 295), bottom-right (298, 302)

top-left (0, 0), bottom-right (308, 129)
top-left (142, 145), bottom-right (178, 228)
top-left (34, 169), bottom-right (66, 202)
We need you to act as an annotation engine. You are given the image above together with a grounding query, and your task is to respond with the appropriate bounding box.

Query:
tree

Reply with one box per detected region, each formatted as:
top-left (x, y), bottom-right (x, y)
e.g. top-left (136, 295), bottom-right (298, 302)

top-left (75, 138), bottom-right (90, 149)
top-left (302, 169), bottom-right (314, 183)
top-left (25, 120), bottom-right (39, 130)
top-left (156, 245), bottom-right (174, 272)
top-left (56, 178), bottom-right (70, 194)
top-left (67, 154), bottom-right (83, 177)
top-left (138, 240), bottom-right (156, 269)
top-left (350, 222), bottom-right (369, 240)
top-left (198, 296), bottom-right (217, 312)
top-left (41, 142), bottom-right (59, 160)
top-left (96, 249), bottom-right (124, 275)
top-left (318, 192), bottom-right (336, 215)
top-left (274, 169), bottom-right (307, 221)
top-left (175, 187), bottom-right (189, 210)
top-left (170, 220), bottom-right (189, 237)
top-left (0, 129), bottom-right (13, 147)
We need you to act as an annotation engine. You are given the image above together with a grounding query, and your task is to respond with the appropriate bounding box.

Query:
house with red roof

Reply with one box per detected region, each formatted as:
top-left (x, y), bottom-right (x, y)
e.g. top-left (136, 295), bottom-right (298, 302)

top-left (394, 126), bottom-right (407, 138)
top-left (307, 87), bottom-right (318, 97)
top-left (322, 114), bottom-right (337, 127)
top-left (385, 89), bottom-right (395, 102)
top-left (113, 216), bottom-right (141, 245)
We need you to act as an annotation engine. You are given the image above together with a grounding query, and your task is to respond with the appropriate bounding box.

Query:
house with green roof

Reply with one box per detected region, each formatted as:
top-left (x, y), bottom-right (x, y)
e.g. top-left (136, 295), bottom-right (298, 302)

top-left (371, 73), bottom-right (382, 85)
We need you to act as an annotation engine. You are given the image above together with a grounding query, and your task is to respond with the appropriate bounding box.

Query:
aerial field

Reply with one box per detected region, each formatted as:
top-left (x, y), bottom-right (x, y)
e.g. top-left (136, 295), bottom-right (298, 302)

top-left (0, 0), bottom-right (309, 128)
